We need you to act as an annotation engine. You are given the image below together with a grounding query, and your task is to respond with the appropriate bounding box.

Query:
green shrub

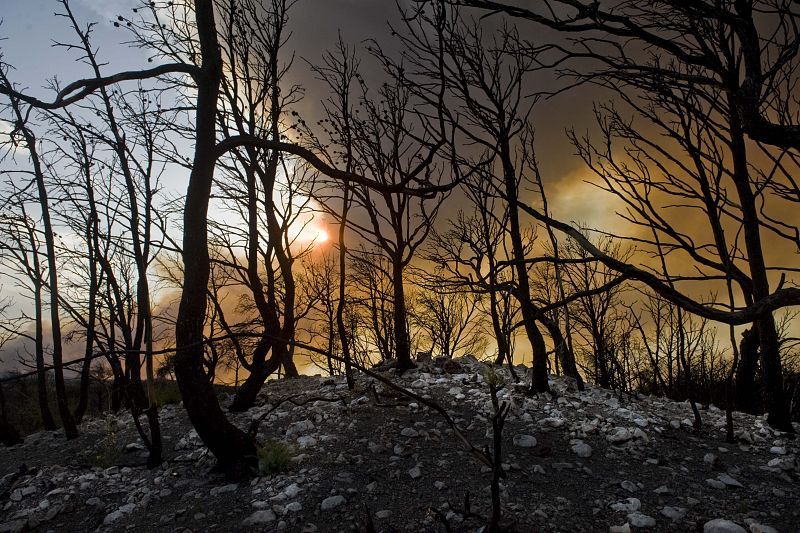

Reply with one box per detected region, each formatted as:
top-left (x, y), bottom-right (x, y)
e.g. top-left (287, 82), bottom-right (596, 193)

top-left (256, 440), bottom-right (292, 475)
top-left (152, 381), bottom-right (182, 406)
top-left (93, 417), bottom-right (121, 468)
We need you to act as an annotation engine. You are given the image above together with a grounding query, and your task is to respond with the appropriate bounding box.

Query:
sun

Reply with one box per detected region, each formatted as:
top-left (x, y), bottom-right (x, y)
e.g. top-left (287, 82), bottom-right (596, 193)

top-left (315, 229), bottom-right (329, 243)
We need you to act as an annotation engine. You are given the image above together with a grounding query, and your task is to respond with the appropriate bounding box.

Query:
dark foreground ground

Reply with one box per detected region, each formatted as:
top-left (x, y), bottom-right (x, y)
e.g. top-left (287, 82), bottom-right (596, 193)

top-left (1, 358), bottom-right (798, 532)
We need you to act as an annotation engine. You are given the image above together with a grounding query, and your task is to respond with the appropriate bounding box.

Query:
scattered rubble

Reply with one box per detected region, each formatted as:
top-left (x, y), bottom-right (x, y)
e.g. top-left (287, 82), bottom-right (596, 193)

top-left (0, 356), bottom-right (797, 532)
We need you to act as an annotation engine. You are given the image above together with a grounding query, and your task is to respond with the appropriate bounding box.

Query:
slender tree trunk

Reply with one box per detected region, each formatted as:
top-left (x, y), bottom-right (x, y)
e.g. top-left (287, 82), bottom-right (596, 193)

top-left (19, 121), bottom-right (78, 439)
top-left (499, 146), bottom-right (548, 393)
top-left (337, 185), bottom-right (355, 389)
top-left (174, 0), bottom-right (256, 470)
top-left (735, 327), bottom-right (760, 413)
top-left (540, 314), bottom-right (584, 390)
top-left (392, 258), bottom-right (414, 371)
top-left (25, 218), bottom-right (57, 431)
top-left (727, 94), bottom-right (791, 432)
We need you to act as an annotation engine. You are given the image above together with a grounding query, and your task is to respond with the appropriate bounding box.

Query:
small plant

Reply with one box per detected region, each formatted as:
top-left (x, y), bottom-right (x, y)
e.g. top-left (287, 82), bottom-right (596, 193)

top-left (93, 417), bottom-right (121, 468)
top-left (484, 367), bottom-right (506, 388)
top-left (256, 440), bottom-right (292, 475)
top-left (152, 381), bottom-right (182, 406)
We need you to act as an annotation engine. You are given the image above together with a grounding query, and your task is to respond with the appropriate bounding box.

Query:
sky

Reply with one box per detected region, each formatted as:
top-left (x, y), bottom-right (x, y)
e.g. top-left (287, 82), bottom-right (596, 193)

top-left (1, 1), bottom-right (796, 373)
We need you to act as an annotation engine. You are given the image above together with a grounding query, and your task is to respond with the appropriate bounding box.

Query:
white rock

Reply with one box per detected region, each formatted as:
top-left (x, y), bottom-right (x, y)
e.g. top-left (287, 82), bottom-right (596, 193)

top-left (539, 417), bottom-right (565, 428)
top-left (400, 428), bottom-right (419, 438)
top-left (703, 519), bottom-right (747, 533)
top-left (571, 441), bottom-right (592, 458)
top-left (286, 420), bottom-right (314, 438)
top-left (609, 524), bottom-right (631, 533)
top-left (627, 513), bottom-right (656, 528)
top-left (284, 483), bottom-right (301, 498)
top-left (209, 483), bottom-right (238, 496)
top-left (408, 466), bottom-right (422, 479)
top-left (297, 435), bottom-right (317, 448)
top-left (748, 523), bottom-right (778, 533)
top-left (717, 473), bottom-right (743, 488)
top-left (660, 506), bottom-right (686, 521)
top-left (610, 498), bottom-right (641, 512)
top-left (285, 502), bottom-right (302, 513)
top-left (607, 427), bottom-right (633, 444)
top-left (103, 510), bottom-right (124, 525)
top-left (513, 434), bottom-right (537, 448)
top-left (768, 446), bottom-right (786, 455)
top-left (320, 495), bottom-right (346, 511)
top-left (242, 510), bottom-right (277, 526)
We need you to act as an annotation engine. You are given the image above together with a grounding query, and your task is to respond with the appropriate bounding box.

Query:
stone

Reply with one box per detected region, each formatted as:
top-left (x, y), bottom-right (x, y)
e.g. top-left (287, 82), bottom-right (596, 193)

top-left (716, 473), bottom-right (743, 488)
top-left (620, 480), bottom-right (637, 493)
top-left (704, 453), bottom-right (718, 466)
top-left (539, 417), bottom-right (565, 428)
top-left (408, 466), bottom-right (422, 479)
top-left (513, 434), bottom-right (537, 448)
top-left (705, 478), bottom-right (726, 490)
top-left (768, 446), bottom-right (786, 455)
top-left (297, 436), bottom-right (317, 448)
top-left (285, 502), bottom-right (302, 513)
top-left (375, 510), bottom-right (392, 519)
top-left (320, 495), bottom-right (346, 511)
top-left (286, 420), bottom-right (314, 438)
top-left (0, 519), bottom-right (26, 533)
top-left (209, 483), bottom-right (237, 496)
top-left (284, 483), bottom-right (301, 498)
top-left (242, 510), bottom-right (277, 526)
top-left (607, 427), bottom-right (633, 444)
top-left (660, 506), bottom-right (686, 521)
top-left (572, 441), bottom-right (593, 458)
top-left (627, 513), bottom-right (656, 528)
top-left (609, 524), bottom-right (631, 533)
top-left (610, 498), bottom-right (641, 513)
top-left (703, 519), bottom-right (747, 533)
top-left (400, 428), bottom-right (419, 438)
top-left (103, 510), bottom-right (124, 525)
top-left (748, 523), bottom-right (778, 533)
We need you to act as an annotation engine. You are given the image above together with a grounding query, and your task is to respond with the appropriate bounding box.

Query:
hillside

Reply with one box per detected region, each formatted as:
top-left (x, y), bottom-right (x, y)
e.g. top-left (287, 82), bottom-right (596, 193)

top-left (1, 358), bottom-right (797, 532)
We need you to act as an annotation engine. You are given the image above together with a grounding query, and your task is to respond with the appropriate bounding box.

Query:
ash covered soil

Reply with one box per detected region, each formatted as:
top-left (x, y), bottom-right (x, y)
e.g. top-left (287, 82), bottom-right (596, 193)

top-left (1, 358), bottom-right (798, 533)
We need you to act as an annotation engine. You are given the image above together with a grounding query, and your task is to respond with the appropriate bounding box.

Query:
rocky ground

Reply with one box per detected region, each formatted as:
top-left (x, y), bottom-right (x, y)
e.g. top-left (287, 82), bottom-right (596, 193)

top-left (0, 357), bottom-right (798, 532)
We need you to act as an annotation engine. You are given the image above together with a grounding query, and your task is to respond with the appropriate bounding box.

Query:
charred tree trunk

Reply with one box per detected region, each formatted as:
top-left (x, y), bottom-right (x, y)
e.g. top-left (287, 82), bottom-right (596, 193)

top-left (540, 314), bottom-right (584, 390)
top-left (735, 327), bottom-right (760, 414)
top-left (26, 219), bottom-right (57, 431)
top-left (727, 94), bottom-right (792, 432)
top-left (18, 117), bottom-right (78, 439)
top-left (173, 0), bottom-right (256, 470)
top-left (500, 146), bottom-right (549, 393)
top-left (392, 257), bottom-right (414, 372)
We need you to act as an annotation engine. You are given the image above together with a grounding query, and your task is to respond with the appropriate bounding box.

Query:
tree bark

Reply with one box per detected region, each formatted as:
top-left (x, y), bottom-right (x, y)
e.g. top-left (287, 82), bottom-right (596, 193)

top-left (392, 258), bottom-right (414, 371)
top-left (173, 0), bottom-right (256, 469)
